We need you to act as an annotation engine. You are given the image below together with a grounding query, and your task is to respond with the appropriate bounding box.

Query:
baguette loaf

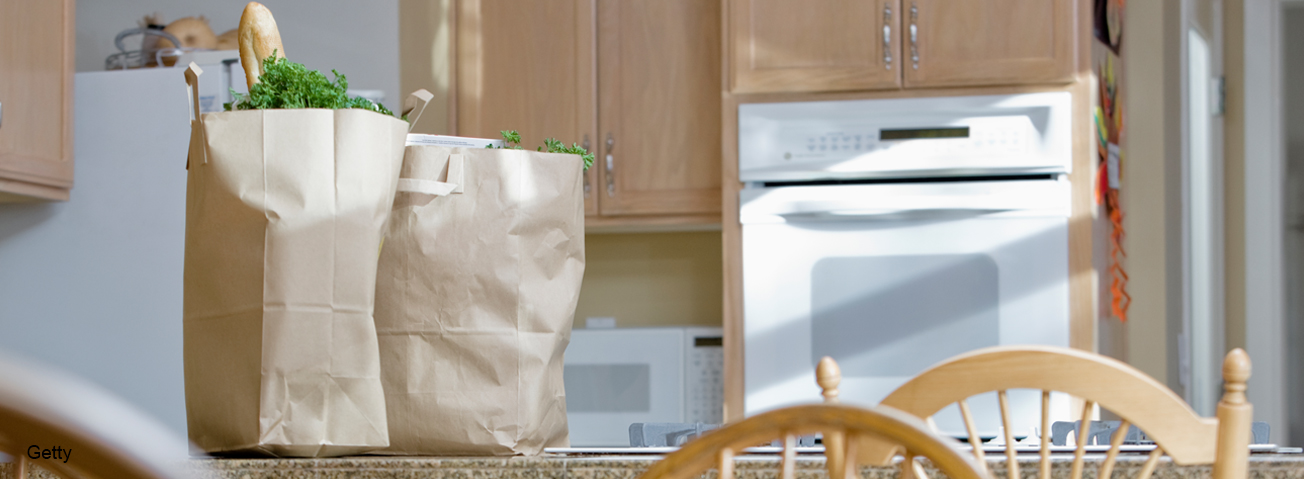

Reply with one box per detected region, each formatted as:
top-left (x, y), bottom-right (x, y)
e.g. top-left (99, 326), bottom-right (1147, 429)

top-left (238, 2), bottom-right (285, 88)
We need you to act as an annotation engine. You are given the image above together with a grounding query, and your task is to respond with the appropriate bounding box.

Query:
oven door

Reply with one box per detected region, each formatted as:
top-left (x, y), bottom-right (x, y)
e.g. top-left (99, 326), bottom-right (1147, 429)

top-left (741, 178), bottom-right (1072, 437)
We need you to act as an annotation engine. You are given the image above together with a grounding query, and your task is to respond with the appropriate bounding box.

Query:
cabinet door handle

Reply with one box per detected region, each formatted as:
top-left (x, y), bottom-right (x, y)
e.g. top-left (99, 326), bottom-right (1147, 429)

top-left (883, 4), bottom-right (892, 70)
top-left (909, 2), bottom-right (919, 70)
top-left (582, 134), bottom-right (592, 197)
top-left (604, 132), bottom-right (616, 197)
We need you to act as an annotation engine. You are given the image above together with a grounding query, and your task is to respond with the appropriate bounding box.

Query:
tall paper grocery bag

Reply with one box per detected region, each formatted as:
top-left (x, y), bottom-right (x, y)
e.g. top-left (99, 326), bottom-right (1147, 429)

top-left (181, 65), bottom-right (407, 457)
top-left (374, 145), bottom-right (585, 455)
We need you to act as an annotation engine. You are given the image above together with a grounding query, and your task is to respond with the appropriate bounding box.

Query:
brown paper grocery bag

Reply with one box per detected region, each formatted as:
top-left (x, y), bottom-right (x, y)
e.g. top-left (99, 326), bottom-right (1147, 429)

top-left (374, 145), bottom-right (585, 455)
top-left (181, 65), bottom-right (407, 457)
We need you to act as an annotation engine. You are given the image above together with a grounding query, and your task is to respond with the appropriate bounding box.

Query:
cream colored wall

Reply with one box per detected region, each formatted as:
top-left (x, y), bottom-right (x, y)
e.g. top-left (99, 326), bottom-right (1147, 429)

top-left (1120, 0), bottom-right (1184, 390)
top-left (1223, 0), bottom-right (1247, 353)
top-left (399, 0), bottom-right (453, 135)
top-left (573, 232), bottom-right (724, 329)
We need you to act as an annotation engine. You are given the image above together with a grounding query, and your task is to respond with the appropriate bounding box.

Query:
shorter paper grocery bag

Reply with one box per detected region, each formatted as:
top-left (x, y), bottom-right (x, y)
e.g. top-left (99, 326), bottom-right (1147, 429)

top-left (181, 66), bottom-right (408, 457)
top-left (375, 145), bottom-right (585, 455)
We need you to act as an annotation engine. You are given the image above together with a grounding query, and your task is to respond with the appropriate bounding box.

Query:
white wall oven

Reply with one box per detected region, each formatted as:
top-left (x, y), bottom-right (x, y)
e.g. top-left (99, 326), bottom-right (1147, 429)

top-left (739, 93), bottom-right (1074, 438)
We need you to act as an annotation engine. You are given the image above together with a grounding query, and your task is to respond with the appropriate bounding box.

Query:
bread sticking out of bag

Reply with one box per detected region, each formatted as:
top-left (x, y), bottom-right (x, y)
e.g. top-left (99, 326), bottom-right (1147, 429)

top-left (238, 2), bottom-right (285, 88)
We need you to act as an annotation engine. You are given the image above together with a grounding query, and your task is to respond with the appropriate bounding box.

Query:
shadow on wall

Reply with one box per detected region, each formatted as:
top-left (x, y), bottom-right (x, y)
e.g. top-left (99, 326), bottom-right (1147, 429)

top-left (0, 203), bottom-right (58, 244)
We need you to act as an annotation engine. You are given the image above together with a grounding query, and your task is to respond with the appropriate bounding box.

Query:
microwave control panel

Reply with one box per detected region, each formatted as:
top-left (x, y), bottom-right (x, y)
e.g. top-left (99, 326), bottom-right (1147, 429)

top-left (685, 328), bottom-right (724, 425)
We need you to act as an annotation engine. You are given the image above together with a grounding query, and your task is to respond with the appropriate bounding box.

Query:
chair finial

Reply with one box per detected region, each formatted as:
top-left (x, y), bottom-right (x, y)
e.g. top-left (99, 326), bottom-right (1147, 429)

top-left (1221, 348), bottom-right (1251, 404)
top-left (817, 356), bottom-right (841, 403)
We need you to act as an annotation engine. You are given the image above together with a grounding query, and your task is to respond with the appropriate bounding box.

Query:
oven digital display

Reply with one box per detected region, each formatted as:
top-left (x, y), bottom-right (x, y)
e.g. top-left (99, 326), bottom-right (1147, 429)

top-left (879, 127), bottom-right (970, 140)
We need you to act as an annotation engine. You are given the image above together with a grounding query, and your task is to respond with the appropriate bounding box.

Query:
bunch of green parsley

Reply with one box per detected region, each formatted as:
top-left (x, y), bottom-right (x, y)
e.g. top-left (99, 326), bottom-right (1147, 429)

top-left (224, 54), bottom-right (395, 117)
top-left (489, 130), bottom-right (594, 171)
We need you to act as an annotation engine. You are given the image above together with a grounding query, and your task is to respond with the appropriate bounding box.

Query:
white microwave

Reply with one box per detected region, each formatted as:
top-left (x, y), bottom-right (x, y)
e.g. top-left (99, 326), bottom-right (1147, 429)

top-left (563, 327), bottom-right (723, 446)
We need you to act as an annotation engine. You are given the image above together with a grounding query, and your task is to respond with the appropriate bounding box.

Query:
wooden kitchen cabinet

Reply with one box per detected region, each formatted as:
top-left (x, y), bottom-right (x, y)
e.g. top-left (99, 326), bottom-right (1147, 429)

top-left (596, 0), bottom-right (721, 217)
top-left (0, 0), bottom-right (75, 202)
top-left (454, 0), bottom-right (721, 225)
top-left (726, 0), bottom-right (1075, 93)
top-left (729, 0), bottom-right (901, 93)
top-left (902, 0), bottom-right (1076, 88)
top-left (455, 0), bottom-right (599, 215)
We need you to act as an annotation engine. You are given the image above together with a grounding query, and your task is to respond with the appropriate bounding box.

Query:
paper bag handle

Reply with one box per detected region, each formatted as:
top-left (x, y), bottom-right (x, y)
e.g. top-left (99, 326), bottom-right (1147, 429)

top-left (401, 89), bottom-right (434, 132)
top-left (184, 62), bottom-right (208, 168)
top-left (184, 62), bottom-right (203, 122)
top-left (397, 153), bottom-right (464, 196)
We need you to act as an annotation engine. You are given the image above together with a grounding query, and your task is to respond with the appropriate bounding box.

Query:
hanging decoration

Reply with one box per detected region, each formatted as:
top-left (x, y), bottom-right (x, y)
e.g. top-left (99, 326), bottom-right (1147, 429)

top-left (1094, 0), bottom-right (1130, 322)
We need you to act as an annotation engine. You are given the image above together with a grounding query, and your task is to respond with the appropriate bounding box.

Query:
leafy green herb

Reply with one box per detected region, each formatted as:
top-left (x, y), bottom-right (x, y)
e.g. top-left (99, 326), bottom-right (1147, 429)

top-left (486, 130), bottom-right (594, 170)
top-left (224, 53), bottom-right (395, 117)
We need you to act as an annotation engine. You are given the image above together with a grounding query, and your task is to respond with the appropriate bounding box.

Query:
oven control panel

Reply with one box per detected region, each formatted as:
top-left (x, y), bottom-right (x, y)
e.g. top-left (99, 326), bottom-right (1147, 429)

top-left (738, 92), bottom-right (1072, 183)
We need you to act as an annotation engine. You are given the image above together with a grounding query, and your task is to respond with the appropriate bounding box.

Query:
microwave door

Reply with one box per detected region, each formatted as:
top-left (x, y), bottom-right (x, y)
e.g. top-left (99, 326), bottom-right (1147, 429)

top-left (740, 179), bottom-right (1072, 437)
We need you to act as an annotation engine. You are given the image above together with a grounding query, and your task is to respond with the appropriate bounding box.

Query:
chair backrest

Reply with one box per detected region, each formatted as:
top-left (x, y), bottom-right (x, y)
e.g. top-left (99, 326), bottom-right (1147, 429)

top-left (0, 351), bottom-right (187, 479)
top-left (841, 346), bottom-right (1251, 479)
top-left (635, 401), bottom-right (994, 479)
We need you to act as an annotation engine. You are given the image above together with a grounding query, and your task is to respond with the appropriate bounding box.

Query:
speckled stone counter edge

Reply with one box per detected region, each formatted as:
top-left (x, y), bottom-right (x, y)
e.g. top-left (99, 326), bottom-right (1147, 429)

top-left (4, 454), bottom-right (1304, 479)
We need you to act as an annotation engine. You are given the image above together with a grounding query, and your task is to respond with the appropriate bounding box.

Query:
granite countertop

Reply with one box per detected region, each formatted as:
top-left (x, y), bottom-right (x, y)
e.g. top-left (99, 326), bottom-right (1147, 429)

top-left (6, 453), bottom-right (1304, 479)
top-left (174, 453), bottom-right (1304, 479)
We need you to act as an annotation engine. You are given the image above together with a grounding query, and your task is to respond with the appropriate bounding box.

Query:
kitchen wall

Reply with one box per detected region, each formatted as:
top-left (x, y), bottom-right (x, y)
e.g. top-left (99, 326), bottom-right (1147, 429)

top-left (1223, 0), bottom-right (1247, 359)
top-left (1117, 0), bottom-right (1185, 392)
top-left (75, 0), bottom-right (401, 109)
top-left (0, 69), bottom-right (191, 438)
top-left (573, 232), bottom-right (724, 330)
top-left (398, 0), bottom-right (452, 135)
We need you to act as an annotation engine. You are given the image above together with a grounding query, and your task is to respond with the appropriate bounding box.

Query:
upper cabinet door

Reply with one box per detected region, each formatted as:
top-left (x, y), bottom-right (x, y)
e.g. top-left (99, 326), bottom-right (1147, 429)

top-left (730, 0), bottom-right (901, 93)
top-left (597, 0), bottom-right (721, 216)
top-left (0, 0), bottom-right (74, 201)
top-left (455, 0), bottom-right (598, 215)
top-left (902, 0), bottom-right (1076, 88)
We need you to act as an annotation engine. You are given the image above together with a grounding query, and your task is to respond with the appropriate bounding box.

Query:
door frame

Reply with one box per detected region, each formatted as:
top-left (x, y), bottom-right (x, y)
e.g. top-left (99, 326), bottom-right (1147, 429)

top-left (1180, 0), bottom-right (1227, 417)
top-left (1242, 0), bottom-right (1288, 445)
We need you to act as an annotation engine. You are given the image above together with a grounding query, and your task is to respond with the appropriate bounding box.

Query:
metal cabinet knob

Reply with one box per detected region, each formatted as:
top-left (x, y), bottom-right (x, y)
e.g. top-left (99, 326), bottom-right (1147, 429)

top-left (909, 3), bottom-right (920, 70)
top-left (605, 133), bottom-right (616, 197)
top-left (883, 4), bottom-right (893, 70)
top-left (582, 134), bottom-right (592, 197)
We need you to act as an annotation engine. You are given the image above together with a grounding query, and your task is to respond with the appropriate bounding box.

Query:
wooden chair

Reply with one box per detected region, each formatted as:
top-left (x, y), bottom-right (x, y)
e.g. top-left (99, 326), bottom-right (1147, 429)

top-left (638, 357), bottom-right (993, 479)
top-left (0, 351), bottom-right (187, 478)
top-left (842, 346), bottom-right (1252, 479)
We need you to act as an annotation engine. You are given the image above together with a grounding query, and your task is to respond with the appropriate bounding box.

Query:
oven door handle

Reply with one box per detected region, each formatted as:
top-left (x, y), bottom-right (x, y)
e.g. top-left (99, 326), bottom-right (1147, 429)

top-left (779, 207), bottom-right (1015, 219)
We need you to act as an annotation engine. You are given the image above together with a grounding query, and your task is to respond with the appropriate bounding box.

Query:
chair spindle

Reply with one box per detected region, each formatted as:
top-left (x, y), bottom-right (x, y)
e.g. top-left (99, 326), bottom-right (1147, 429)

top-left (842, 429), bottom-right (859, 479)
top-left (957, 399), bottom-right (988, 475)
top-left (1136, 447), bottom-right (1164, 479)
top-left (718, 447), bottom-right (735, 479)
top-left (1039, 390), bottom-right (1051, 479)
top-left (1098, 419), bottom-right (1131, 479)
top-left (901, 452), bottom-right (931, 479)
top-left (998, 390), bottom-right (1019, 479)
top-left (781, 433), bottom-right (797, 479)
top-left (1070, 400), bottom-right (1096, 479)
